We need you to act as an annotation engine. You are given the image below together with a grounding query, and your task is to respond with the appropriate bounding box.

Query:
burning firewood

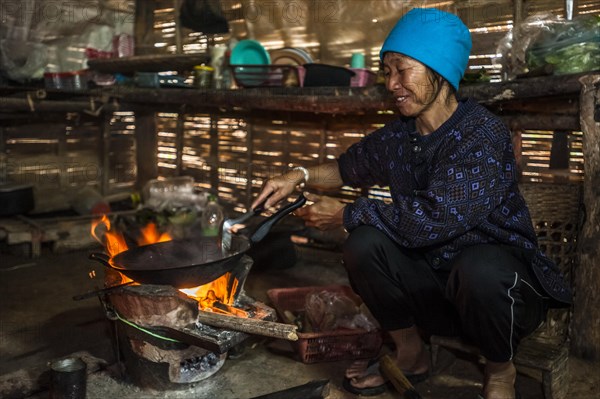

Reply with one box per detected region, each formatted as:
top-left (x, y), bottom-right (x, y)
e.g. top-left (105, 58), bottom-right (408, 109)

top-left (196, 310), bottom-right (299, 341)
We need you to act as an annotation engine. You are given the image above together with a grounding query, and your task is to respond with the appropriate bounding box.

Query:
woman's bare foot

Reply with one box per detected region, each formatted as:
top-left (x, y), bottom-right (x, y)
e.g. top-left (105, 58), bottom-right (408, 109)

top-left (345, 326), bottom-right (429, 391)
top-left (345, 359), bottom-right (388, 390)
top-left (483, 360), bottom-right (517, 399)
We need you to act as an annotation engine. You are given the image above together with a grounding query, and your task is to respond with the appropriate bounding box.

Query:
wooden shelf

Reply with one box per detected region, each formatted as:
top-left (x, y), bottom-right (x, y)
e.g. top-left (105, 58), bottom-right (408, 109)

top-left (87, 53), bottom-right (210, 74)
top-left (0, 72), bottom-right (596, 116)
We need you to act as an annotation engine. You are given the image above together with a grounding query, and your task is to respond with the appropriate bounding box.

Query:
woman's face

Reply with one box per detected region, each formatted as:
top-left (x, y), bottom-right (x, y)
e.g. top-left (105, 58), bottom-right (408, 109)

top-left (383, 52), bottom-right (439, 117)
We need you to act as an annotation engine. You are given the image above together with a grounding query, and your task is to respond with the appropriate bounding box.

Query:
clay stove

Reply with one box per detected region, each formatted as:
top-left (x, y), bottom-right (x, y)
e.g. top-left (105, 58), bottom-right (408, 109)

top-left (90, 218), bottom-right (282, 390)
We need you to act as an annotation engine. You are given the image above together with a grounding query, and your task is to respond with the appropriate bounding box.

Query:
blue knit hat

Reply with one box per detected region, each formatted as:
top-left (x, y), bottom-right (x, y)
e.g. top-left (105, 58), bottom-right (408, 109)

top-left (380, 8), bottom-right (472, 90)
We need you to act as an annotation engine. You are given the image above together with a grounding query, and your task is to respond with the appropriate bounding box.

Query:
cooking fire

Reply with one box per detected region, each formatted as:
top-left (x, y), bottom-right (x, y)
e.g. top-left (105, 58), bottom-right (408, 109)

top-left (86, 213), bottom-right (294, 388)
top-left (91, 215), bottom-right (248, 317)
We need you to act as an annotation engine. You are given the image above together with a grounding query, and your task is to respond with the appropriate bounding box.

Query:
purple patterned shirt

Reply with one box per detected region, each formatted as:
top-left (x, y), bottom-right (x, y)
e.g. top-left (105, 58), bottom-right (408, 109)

top-left (338, 98), bottom-right (571, 305)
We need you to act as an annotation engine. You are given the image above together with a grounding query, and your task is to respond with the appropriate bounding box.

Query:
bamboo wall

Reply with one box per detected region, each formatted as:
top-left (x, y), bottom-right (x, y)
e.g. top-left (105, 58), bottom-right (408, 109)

top-left (139, 0), bottom-right (593, 210)
top-left (146, 0), bottom-right (600, 81)
top-left (0, 0), bottom-right (595, 213)
top-left (0, 112), bottom-right (137, 213)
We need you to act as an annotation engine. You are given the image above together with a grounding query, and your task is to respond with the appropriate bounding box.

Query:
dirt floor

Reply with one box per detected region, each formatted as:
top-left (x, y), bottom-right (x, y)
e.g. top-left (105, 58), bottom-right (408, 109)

top-left (1, 242), bottom-right (599, 399)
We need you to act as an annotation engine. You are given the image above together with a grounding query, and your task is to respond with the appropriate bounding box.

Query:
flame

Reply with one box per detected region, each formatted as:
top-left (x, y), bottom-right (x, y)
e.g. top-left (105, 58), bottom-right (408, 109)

top-left (179, 273), bottom-right (235, 306)
top-left (92, 215), bottom-right (245, 316)
top-left (180, 274), bottom-right (248, 317)
top-left (91, 215), bottom-right (172, 257)
top-left (91, 215), bottom-right (129, 256)
top-left (138, 223), bottom-right (171, 245)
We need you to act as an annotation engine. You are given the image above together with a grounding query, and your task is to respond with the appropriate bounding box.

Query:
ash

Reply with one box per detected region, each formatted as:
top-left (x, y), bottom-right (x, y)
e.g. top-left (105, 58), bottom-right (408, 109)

top-left (193, 321), bottom-right (237, 340)
top-left (180, 352), bottom-right (220, 374)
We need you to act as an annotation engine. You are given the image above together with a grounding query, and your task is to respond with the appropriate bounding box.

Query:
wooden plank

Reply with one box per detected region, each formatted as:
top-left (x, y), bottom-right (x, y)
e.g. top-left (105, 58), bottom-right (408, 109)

top-left (1, 73), bottom-right (593, 116)
top-left (499, 113), bottom-right (580, 131)
top-left (135, 111), bottom-right (159, 189)
top-left (102, 85), bottom-right (395, 114)
top-left (0, 98), bottom-right (120, 113)
top-left (0, 217), bottom-right (99, 246)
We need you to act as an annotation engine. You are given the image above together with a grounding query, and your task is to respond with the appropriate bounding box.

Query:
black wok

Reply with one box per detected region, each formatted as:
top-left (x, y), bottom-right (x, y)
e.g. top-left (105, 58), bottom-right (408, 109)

top-left (89, 194), bottom-right (306, 288)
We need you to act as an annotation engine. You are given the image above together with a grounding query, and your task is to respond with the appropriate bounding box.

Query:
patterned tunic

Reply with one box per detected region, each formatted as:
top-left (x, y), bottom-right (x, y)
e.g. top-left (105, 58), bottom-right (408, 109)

top-left (338, 98), bottom-right (571, 305)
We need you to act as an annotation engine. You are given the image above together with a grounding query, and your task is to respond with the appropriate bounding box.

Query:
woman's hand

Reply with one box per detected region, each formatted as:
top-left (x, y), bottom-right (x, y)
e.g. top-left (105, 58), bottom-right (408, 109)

top-left (294, 192), bottom-right (345, 231)
top-left (251, 169), bottom-right (305, 210)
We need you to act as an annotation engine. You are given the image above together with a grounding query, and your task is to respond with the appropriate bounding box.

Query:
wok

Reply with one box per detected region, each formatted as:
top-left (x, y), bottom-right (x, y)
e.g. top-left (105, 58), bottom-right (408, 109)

top-left (89, 194), bottom-right (306, 288)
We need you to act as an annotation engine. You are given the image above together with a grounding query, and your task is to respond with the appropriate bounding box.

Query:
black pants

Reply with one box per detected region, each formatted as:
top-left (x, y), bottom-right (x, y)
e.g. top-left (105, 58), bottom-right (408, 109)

top-left (343, 226), bottom-right (548, 362)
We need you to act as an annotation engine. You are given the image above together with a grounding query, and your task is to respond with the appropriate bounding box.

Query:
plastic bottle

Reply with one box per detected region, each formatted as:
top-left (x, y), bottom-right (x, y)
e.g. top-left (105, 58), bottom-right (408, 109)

top-left (201, 194), bottom-right (224, 237)
top-left (71, 186), bottom-right (111, 215)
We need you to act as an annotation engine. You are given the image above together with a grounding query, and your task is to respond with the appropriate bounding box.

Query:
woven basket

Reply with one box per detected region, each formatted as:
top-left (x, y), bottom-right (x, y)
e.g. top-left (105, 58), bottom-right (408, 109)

top-left (520, 182), bottom-right (583, 342)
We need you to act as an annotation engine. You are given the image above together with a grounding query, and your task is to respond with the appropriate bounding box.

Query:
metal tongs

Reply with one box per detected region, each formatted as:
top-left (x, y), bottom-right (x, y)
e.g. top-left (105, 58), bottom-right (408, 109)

top-left (222, 204), bottom-right (265, 251)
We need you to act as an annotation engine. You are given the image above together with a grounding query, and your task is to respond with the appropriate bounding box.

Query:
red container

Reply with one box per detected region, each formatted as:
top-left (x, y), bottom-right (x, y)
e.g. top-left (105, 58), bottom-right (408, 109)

top-left (267, 285), bottom-right (382, 363)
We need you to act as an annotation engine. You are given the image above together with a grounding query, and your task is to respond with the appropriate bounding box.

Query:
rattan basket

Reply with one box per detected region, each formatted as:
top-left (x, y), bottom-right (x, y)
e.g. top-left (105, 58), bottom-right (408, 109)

top-left (520, 182), bottom-right (583, 341)
top-left (267, 285), bottom-right (382, 363)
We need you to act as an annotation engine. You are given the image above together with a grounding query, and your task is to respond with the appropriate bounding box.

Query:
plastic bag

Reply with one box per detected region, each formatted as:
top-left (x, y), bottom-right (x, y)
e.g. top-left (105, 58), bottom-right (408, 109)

top-left (142, 176), bottom-right (209, 212)
top-left (497, 13), bottom-right (600, 79)
top-left (0, 40), bottom-right (47, 82)
top-left (305, 290), bottom-right (377, 332)
top-left (527, 14), bottom-right (600, 75)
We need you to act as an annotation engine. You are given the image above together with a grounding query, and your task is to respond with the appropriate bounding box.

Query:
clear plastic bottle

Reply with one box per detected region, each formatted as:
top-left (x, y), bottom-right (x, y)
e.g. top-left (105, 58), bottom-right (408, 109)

top-left (201, 194), bottom-right (224, 237)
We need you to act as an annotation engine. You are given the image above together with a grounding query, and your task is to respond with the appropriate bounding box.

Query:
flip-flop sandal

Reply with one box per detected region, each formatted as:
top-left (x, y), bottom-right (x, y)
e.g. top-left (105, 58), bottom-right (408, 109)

top-left (342, 376), bottom-right (389, 396)
top-left (405, 370), bottom-right (429, 385)
top-left (342, 360), bottom-right (429, 396)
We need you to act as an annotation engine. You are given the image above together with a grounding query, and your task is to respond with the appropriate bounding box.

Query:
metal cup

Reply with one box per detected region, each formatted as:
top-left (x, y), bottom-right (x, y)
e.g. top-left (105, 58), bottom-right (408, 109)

top-left (49, 357), bottom-right (87, 399)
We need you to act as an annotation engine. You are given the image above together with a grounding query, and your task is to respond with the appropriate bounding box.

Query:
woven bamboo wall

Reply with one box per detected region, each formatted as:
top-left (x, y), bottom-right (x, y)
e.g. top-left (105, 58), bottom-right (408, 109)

top-left (148, 0), bottom-right (600, 81)
top-left (0, 112), bottom-right (137, 213)
top-left (148, 0), bottom-right (591, 205)
top-left (108, 112), bottom-right (138, 192)
top-left (155, 111), bottom-right (585, 210)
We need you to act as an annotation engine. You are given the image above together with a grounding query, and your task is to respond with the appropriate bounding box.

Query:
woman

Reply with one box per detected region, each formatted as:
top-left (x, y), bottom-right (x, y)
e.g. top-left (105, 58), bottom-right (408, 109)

top-left (252, 8), bottom-right (571, 399)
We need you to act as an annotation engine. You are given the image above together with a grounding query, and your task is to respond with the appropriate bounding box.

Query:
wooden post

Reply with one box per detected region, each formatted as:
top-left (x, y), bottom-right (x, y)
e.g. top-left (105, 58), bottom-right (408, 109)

top-left (209, 116), bottom-right (219, 192)
top-left (512, 0), bottom-right (525, 80)
top-left (571, 75), bottom-right (600, 360)
top-left (246, 118), bottom-right (255, 206)
top-left (175, 107), bottom-right (186, 175)
top-left (135, 111), bottom-right (159, 189)
top-left (134, 0), bottom-right (156, 55)
top-left (0, 126), bottom-right (5, 182)
top-left (174, 0), bottom-right (184, 54)
top-left (318, 119), bottom-right (327, 164)
top-left (513, 0), bottom-right (524, 26)
top-left (100, 113), bottom-right (112, 195)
